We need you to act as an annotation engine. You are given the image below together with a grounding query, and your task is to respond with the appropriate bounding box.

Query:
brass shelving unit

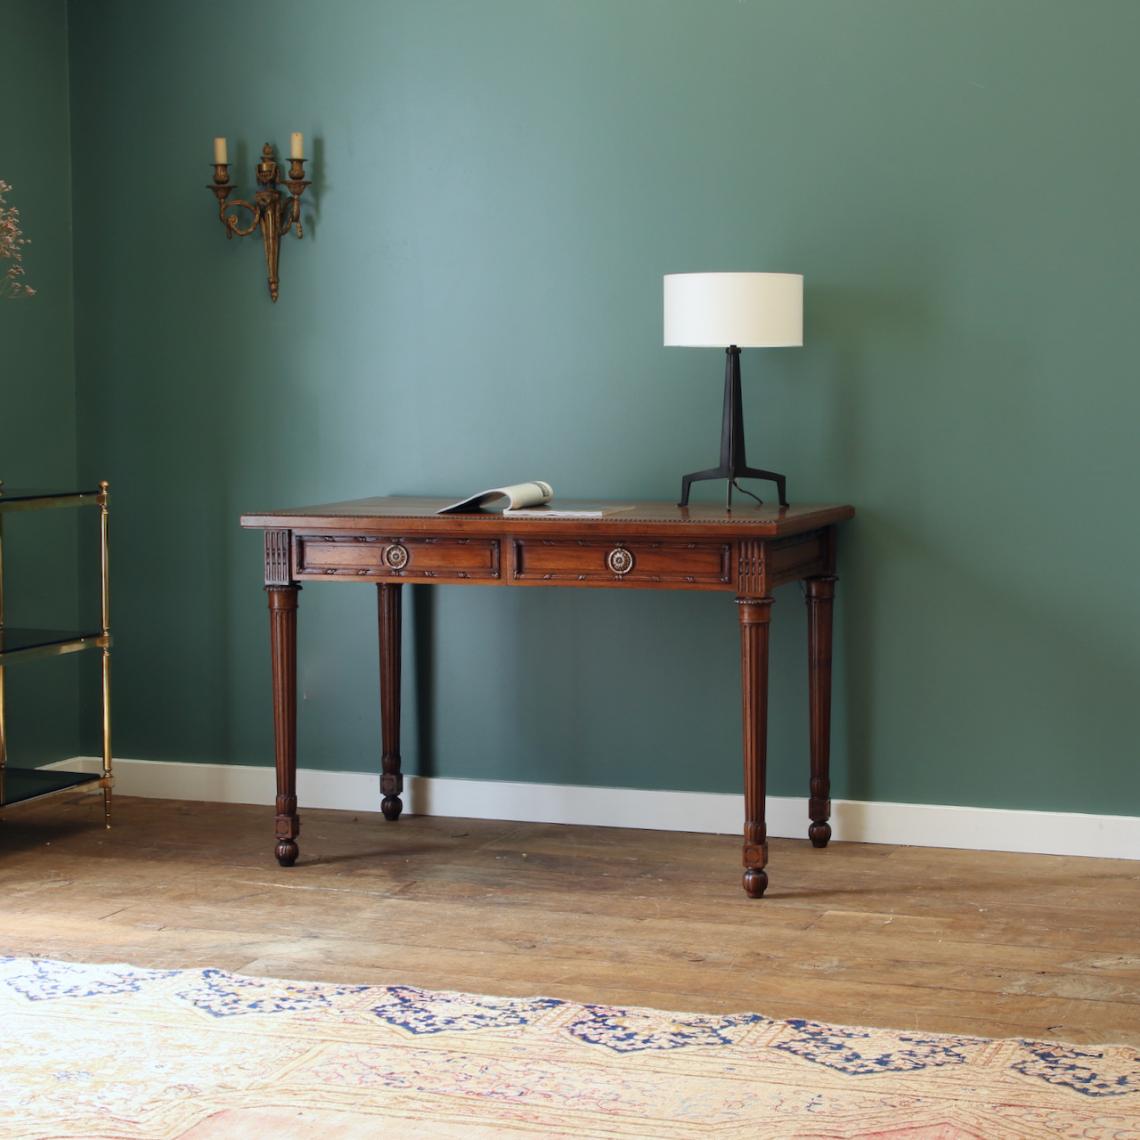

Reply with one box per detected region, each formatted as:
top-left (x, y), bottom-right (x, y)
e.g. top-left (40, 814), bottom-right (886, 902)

top-left (0, 481), bottom-right (113, 823)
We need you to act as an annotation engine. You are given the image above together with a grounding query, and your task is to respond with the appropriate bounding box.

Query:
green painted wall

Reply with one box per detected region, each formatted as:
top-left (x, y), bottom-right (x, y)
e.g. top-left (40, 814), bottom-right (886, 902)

top-left (0, 0), bottom-right (81, 768)
top-left (63, 0), bottom-right (1140, 815)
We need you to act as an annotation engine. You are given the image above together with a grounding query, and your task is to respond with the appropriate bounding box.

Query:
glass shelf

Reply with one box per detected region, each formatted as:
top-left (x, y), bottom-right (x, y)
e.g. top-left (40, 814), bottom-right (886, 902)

top-left (0, 627), bottom-right (109, 665)
top-left (0, 487), bottom-right (103, 513)
top-left (0, 766), bottom-right (103, 808)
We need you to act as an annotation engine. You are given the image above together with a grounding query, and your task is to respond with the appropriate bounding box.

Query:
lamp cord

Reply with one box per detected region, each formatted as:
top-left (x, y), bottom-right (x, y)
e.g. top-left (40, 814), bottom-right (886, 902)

top-left (729, 479), bottom-right (766, 507)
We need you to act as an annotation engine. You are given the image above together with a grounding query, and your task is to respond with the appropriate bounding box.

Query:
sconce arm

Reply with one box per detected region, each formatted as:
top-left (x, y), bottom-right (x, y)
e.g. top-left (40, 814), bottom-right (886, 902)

top-left (222, 197), bottom-right (261, 238)
top-left (280, 172), bottom-right (311, 239)
top-left (285, 193), bottom-right (304, 239)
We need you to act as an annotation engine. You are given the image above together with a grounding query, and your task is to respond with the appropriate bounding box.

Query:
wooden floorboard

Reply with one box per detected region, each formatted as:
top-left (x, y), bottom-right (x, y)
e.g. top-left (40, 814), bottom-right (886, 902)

top-left (1, 792), bottom-right (1138, 1046)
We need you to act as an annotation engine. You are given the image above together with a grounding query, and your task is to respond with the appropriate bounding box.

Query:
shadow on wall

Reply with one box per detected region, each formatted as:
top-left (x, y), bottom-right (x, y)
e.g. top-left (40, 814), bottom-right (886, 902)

top-left (809, 267), bottom-right (1140, 812)
top-left (807, 279), bottom-right (941, 806)
top-left (412, 584), bottom-right (436, 779)
top-left (808, 280), bottom-right (940, 484)
top-left (306, 134), bottom-right (326, 236)
top-left (838, 508), bottom-right (1140, 811)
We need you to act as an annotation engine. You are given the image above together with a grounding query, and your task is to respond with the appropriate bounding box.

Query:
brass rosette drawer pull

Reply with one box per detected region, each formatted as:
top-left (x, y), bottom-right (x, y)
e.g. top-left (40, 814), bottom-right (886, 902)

top-left (607, 546), bottom-right (635, 576)
top-left (384, 543), bottom-right (410, 570)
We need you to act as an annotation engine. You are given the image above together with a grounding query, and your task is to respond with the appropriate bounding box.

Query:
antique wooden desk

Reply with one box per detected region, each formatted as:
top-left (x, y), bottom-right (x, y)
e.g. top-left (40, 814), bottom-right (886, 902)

top-left (240, 497), bottom-right (854, 897)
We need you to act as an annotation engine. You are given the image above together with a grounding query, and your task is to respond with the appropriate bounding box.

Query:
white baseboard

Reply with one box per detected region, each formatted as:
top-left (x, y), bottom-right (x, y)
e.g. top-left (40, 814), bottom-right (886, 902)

top-left (47, 757), bottom-right (1139, 861)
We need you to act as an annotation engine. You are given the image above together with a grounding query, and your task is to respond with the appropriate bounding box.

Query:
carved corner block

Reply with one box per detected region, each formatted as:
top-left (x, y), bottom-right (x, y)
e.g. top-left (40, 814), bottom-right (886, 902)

top-left (737, 539), bottom-right (767, 597)
top-left (274, 813), bottom-right (300, 840)
top-left (743, 820), bottom-right (768, 871)
top-left (264, 528), bottom-right (293, 586)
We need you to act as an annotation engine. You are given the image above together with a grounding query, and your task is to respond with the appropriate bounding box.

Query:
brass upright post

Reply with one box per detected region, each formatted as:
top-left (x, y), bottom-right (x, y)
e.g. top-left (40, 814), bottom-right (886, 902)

top-left (0, 479), bottom-right (7, 785)
top-left (98, 481), bottom-right (112, 828)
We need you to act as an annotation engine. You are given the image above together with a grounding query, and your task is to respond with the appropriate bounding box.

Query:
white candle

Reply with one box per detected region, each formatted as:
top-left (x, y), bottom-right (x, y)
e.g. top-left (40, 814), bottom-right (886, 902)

top-left (213, 137), bottom-right (228, 164)
top-left (290, 131), bottom-right (303, 160)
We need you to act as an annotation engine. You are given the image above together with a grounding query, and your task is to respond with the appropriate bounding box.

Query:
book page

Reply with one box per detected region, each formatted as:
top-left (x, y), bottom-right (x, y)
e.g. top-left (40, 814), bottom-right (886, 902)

top-left (502, 501), bottom-right (635, 518)
top-left (438, 481), bottom-right (553, 514)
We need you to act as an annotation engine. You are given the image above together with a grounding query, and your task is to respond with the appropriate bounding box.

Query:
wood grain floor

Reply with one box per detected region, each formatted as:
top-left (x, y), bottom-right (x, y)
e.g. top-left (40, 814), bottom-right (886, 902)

top-left (1, 791), bottom-right (1138, 1046)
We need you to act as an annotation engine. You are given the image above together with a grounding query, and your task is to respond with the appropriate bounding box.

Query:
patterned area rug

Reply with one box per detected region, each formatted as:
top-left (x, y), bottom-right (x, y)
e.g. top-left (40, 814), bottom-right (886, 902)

top-left (2, 957), bottom-right (1138, 1139)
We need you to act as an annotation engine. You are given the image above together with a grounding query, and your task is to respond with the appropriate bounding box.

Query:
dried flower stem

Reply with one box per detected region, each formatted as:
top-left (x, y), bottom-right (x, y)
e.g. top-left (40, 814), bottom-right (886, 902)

top-left (0, 179), bottom-right (36, 300)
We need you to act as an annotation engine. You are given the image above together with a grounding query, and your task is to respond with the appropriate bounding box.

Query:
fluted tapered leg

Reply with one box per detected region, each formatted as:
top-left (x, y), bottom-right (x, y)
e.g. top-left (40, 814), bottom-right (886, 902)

top-left (268, 585), bottom-right (300, 865)
top-left (737, 596), bottom-right (773, 898)
top-left (378, 582), bottom-right (403, 821)
top-left (806, 576), bottom-right (837, 848)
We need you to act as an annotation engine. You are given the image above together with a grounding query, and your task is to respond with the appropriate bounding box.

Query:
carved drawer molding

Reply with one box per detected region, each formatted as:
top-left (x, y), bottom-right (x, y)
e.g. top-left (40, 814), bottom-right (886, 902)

top-left (295, 534), bottom-right (501, 581)
top-left (511, 538), bottom-right (731, 588)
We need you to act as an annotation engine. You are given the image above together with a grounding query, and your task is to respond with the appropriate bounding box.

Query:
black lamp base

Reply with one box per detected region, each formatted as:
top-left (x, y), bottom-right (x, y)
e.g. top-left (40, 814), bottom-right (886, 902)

top-left (678, 346), bottom-right (789, 511)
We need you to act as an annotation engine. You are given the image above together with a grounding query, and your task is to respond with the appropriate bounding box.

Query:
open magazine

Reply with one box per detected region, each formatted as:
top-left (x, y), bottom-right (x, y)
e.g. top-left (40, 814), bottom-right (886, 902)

top-left (437, 481), bottom-right (632, 518)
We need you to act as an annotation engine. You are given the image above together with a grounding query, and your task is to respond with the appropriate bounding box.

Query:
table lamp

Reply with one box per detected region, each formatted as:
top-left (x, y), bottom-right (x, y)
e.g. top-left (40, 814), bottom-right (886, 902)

top-left (665, 271), bottom-right (803, 509)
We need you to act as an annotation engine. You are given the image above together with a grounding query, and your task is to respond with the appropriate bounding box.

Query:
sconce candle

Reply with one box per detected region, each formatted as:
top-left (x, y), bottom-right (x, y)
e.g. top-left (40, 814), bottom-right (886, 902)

top-left (290, 132), bottom-right (303, 159)
top-left (205, 140), bottom-right (311, 302)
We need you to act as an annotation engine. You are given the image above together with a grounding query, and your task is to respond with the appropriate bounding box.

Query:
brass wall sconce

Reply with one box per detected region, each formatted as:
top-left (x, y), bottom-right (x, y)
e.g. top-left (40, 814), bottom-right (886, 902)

top-left (207, 134), bottom-right (310, 302)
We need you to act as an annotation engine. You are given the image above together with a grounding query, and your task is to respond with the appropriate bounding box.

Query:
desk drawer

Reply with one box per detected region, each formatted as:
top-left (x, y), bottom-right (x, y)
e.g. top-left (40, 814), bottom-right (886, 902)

top-left (511, 538), bottom-right (731, 586)
top-left (297, 535), bottom-right (500, 581)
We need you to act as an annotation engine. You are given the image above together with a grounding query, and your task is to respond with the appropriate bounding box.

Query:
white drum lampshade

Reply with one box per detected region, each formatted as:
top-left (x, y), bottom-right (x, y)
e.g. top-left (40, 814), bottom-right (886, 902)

top-left (664, 272), bottom-right (803, 348)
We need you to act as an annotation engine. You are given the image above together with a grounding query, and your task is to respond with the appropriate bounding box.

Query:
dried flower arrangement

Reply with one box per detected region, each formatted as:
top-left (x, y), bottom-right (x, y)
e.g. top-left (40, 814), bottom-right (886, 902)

top-left (1, 180), bottom-right (35, 299)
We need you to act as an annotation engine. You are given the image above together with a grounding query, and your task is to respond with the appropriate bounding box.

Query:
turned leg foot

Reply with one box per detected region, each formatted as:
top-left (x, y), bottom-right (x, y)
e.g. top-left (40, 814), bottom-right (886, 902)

top-left (809, 820), bottom-right (832, 848)
top-left (275, 796), bottom-right (300, 865)
top-left (743, 867), bottom-right (769, 898)
top-left (380, 768), bottom-right (403, 821)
